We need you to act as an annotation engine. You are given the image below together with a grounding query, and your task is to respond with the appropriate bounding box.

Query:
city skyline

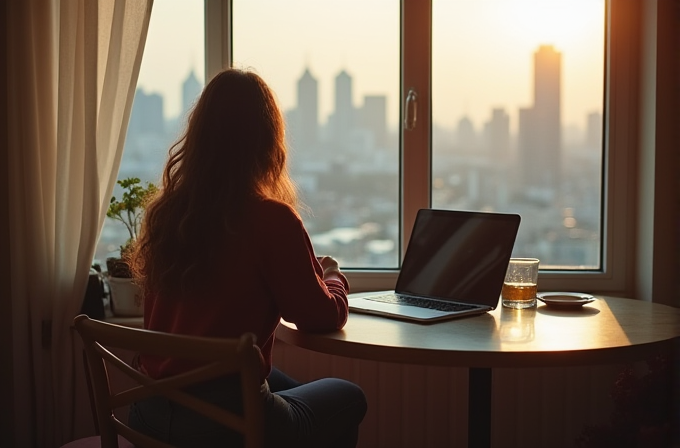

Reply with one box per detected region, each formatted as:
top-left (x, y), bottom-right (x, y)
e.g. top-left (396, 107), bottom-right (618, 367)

top-left (134, 61), bottom-right (601, 147)
top-left (137, 1), bottom-right (605, 134)
top-left (111, 41), bottom-right (603, 270)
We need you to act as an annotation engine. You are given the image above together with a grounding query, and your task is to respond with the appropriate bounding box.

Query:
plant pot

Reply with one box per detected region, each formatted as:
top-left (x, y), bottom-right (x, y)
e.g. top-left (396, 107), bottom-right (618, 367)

top-left (108, 276), bottom-right (143, 317)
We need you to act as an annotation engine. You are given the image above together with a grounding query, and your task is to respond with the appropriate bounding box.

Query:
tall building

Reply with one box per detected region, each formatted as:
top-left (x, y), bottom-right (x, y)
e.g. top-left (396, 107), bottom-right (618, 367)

top-left (518, 45), bottom-right (562, 201)
top-left (483, 108), bottom-right (510, 158)
top-left (330, 69), bottom-right (355, 151)
top-left (127, 88), bottom-right (164, 138)
top-left (585, 111), bottom-right (602, 150)
top-left (181, 69), bottom-right (202, 120)
top-left (123, 88), bottom-right (167, 180)
top-left (359, 95), bottom-right (387, 148)
top-left (295, 68), bottom-right (319, 151)
top-left (456, 116), bottom-right (477, 152)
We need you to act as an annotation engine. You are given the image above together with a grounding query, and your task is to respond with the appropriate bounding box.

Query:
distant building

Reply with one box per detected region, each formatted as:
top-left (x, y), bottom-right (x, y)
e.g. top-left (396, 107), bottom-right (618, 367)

top-left (181, 69), bottom-right (202, 121)
top-left (456, 116), bottom-right (477, 152)
top-left (483, 108), bottom-right (510, 158)
top-left (358, 95), bottom-right (387, 148)
top-left (517, 45), bottom-right (562, 202)
top-left (127, 88), bottom-right (164, 138)
top-left (585, 111), bottom-right (602, 150)
top-left (329, 69), bottom-right (355, 152)
top-left (295, 67), bottom-right (319, 151)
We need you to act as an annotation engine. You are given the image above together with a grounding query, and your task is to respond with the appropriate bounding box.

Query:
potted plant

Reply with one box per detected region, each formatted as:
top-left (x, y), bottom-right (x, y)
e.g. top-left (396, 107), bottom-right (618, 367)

top-left (105, 177), bottom-right (156, 316)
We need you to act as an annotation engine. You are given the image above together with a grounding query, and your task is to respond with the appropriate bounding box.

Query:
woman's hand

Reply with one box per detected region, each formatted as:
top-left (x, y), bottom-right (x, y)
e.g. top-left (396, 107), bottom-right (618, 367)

top-left (316, 256), bottom-right (342, 279)
top-left (316, 255), bottom-right (350, 292)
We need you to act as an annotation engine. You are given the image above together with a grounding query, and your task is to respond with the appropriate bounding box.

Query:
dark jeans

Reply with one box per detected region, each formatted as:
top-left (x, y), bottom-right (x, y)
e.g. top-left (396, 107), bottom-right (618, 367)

top-left (128, 367), bottom-right (367, 448)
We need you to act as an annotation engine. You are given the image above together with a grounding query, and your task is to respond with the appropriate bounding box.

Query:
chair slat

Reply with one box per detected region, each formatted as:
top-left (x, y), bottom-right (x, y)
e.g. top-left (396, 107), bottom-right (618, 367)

top-left (109, 362), bottom-right (235, 408)
top-left (80, 317), bottom-right (245, 361)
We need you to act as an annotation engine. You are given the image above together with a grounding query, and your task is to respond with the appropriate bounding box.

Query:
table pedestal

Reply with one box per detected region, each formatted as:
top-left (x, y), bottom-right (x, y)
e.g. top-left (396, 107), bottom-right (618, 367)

top-left (469, 368), bottom-right (492, 448)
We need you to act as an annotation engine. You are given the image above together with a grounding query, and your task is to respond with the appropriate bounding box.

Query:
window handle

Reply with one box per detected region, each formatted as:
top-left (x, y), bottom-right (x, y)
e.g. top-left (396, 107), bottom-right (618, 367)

top-left (404, 88), bottom-right (418, 130)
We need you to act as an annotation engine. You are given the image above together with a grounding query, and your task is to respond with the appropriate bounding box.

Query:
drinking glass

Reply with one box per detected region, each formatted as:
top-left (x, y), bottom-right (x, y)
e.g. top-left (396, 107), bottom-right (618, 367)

top-left (501, 258), bottom-right (539, 309)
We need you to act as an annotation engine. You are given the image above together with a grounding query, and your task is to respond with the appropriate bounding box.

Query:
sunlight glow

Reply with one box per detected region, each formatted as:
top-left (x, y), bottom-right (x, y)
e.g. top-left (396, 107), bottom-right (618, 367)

top-left (433, 0), bottom-right (605, 131)
top-left (503, 0), bottom-right (605, 50)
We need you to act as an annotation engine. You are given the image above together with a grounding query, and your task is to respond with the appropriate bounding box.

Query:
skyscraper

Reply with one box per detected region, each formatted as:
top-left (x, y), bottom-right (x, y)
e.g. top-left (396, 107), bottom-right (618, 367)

top-left (330, 69), bottom-right (354, 151)
top-left (296, 68), bottom-right (319, 151)
top-left (585, 111), bottom-right (602, 150)
top-left (483, 108), bottom-right (510, 158)
top-left (128, 88), bottom-right (164, 138)
top-left (518, 45), bottom-right (562, 201)
top-left (181, 69), bottom-right (202, 120)
top-left (359, 95), bottom-right (387, 148)
top-left (456, 116), bottom-right (477, 152)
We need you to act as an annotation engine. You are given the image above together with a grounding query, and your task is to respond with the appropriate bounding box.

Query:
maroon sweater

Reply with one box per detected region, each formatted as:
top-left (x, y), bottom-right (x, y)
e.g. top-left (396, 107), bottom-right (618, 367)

top-left (139, 199), bottom-right (349, 381)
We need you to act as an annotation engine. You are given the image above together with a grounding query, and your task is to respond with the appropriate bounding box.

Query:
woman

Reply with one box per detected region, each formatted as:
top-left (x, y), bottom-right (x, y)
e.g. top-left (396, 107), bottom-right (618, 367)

top-left (128, 68), bottom-right (367, 448)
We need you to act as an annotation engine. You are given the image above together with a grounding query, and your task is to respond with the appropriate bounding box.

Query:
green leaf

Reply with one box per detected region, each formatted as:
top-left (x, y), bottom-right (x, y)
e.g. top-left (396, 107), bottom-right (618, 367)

top-left (107, 176), bottom-right (156, 243)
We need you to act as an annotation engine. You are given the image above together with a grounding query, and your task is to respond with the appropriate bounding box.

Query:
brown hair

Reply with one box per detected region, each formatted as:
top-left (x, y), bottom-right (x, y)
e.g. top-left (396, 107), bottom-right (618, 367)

top-left (130, 68), bottom-right (298, 299)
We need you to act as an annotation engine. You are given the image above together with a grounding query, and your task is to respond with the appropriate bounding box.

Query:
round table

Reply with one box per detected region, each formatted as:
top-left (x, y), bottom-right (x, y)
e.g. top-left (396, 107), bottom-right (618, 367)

top-left (276, 294), bottom-right (680, 447)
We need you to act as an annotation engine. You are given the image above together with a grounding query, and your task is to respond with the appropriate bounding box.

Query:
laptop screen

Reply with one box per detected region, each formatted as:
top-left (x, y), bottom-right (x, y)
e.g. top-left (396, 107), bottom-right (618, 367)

top-left (396, 209), bottom-right (521, 308)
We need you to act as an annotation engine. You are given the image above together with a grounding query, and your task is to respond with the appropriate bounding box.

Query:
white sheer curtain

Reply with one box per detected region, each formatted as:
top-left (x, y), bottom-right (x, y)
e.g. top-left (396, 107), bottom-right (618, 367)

top-left (7, 0), bottom-right (152, 445)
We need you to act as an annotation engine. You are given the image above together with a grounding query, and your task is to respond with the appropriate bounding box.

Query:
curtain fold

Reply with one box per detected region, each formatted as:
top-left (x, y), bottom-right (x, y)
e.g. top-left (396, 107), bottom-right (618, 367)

top-left (7, 0), bottom-right (153, 445)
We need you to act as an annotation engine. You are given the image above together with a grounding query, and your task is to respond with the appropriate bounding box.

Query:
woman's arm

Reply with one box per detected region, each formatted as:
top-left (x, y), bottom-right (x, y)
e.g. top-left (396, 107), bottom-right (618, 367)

top-left (260, 202), bottom-right (349, 332)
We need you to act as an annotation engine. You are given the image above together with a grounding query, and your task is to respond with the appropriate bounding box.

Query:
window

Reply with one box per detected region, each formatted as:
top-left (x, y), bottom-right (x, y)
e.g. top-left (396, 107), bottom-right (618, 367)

top-left (431, 0), bottom-right (605, 270)
top-left (101, 0), bottom-right (637, 295)
top-left (224, 0), bottom-right (623, 293)
top-left (232, 0), bottom-right (400, 269)
top-left (94, 0), bottom-right (205, 264)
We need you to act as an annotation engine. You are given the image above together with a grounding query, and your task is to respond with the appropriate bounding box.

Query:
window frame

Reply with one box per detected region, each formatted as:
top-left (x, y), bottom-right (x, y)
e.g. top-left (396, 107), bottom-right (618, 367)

top-left (206, 0), bottom-right (637, 295)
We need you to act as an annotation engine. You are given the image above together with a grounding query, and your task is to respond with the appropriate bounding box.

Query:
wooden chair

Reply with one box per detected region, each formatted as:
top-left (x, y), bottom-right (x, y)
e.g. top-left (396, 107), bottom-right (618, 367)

top-left (64, 314), bottom-right (264, 448)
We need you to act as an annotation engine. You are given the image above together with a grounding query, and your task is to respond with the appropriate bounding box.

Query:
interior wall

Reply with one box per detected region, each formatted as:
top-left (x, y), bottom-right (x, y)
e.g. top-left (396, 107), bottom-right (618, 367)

top-left (636, 0), bottom-right (680, 306)
top-left (1, 0), bottom-right (15, 444)
top-left (650, 0), bottom-right (680, 306)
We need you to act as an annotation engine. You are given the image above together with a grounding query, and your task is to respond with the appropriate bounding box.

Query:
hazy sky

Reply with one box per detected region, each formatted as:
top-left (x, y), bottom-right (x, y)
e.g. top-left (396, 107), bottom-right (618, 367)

top-left (136, 0), bottom-right (604, 134)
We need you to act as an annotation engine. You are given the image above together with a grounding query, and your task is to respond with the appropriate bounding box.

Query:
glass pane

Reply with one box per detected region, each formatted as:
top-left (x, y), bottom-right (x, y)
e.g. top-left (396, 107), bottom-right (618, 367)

top-left (233, 0), bottom-right (400, 269)
top-left (432, 0), bottom-right (605, 270)
top-left (94, 0), bottom-right (205, 266)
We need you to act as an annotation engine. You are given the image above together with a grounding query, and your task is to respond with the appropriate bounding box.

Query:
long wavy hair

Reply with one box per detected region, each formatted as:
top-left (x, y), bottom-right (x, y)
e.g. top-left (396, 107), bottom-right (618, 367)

top-left (130, 68), bottom-right (298, 300)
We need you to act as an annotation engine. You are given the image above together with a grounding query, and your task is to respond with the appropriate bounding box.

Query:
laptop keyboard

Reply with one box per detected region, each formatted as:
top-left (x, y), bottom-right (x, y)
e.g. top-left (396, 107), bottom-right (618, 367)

top-left (366, 294), bottom-right (477, 313)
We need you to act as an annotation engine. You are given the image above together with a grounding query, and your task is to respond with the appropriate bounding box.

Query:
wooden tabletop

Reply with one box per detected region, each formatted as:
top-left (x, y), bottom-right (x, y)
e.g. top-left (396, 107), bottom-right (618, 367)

top-left (276, 294), bottom-right (680, 368)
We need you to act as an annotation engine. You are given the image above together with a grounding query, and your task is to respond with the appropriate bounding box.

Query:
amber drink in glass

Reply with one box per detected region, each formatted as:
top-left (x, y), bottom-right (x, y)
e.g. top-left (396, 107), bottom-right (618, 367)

top-left (502, 258), bottom-right (539, 309)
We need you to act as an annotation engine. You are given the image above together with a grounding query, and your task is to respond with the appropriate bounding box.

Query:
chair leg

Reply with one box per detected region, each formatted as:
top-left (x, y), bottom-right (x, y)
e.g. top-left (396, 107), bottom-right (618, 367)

top-left (82, 350), bottom-right (100, 435)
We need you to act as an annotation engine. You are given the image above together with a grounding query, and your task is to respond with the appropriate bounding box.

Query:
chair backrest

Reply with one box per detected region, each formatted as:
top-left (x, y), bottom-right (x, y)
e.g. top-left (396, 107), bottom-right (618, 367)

top-left (73, 314), bottom-right (264, 448)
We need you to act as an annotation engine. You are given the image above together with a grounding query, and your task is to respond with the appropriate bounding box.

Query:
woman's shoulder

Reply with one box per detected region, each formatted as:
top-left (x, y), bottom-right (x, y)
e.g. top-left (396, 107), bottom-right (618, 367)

top-left (250, 198), bottom-right (301, 223)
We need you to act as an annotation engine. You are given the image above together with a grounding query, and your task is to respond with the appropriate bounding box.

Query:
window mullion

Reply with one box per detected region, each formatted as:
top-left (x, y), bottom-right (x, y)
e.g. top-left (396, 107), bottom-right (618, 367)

top-left (401, 0), bottom-right (432, 258)
top-left (205, 0), bottom-right (231, 80)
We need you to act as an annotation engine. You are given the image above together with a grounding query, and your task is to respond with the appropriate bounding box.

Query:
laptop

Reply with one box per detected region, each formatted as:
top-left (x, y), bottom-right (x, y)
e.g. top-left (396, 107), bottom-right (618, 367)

top-left (349, 209), bottom-right (521, 323)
